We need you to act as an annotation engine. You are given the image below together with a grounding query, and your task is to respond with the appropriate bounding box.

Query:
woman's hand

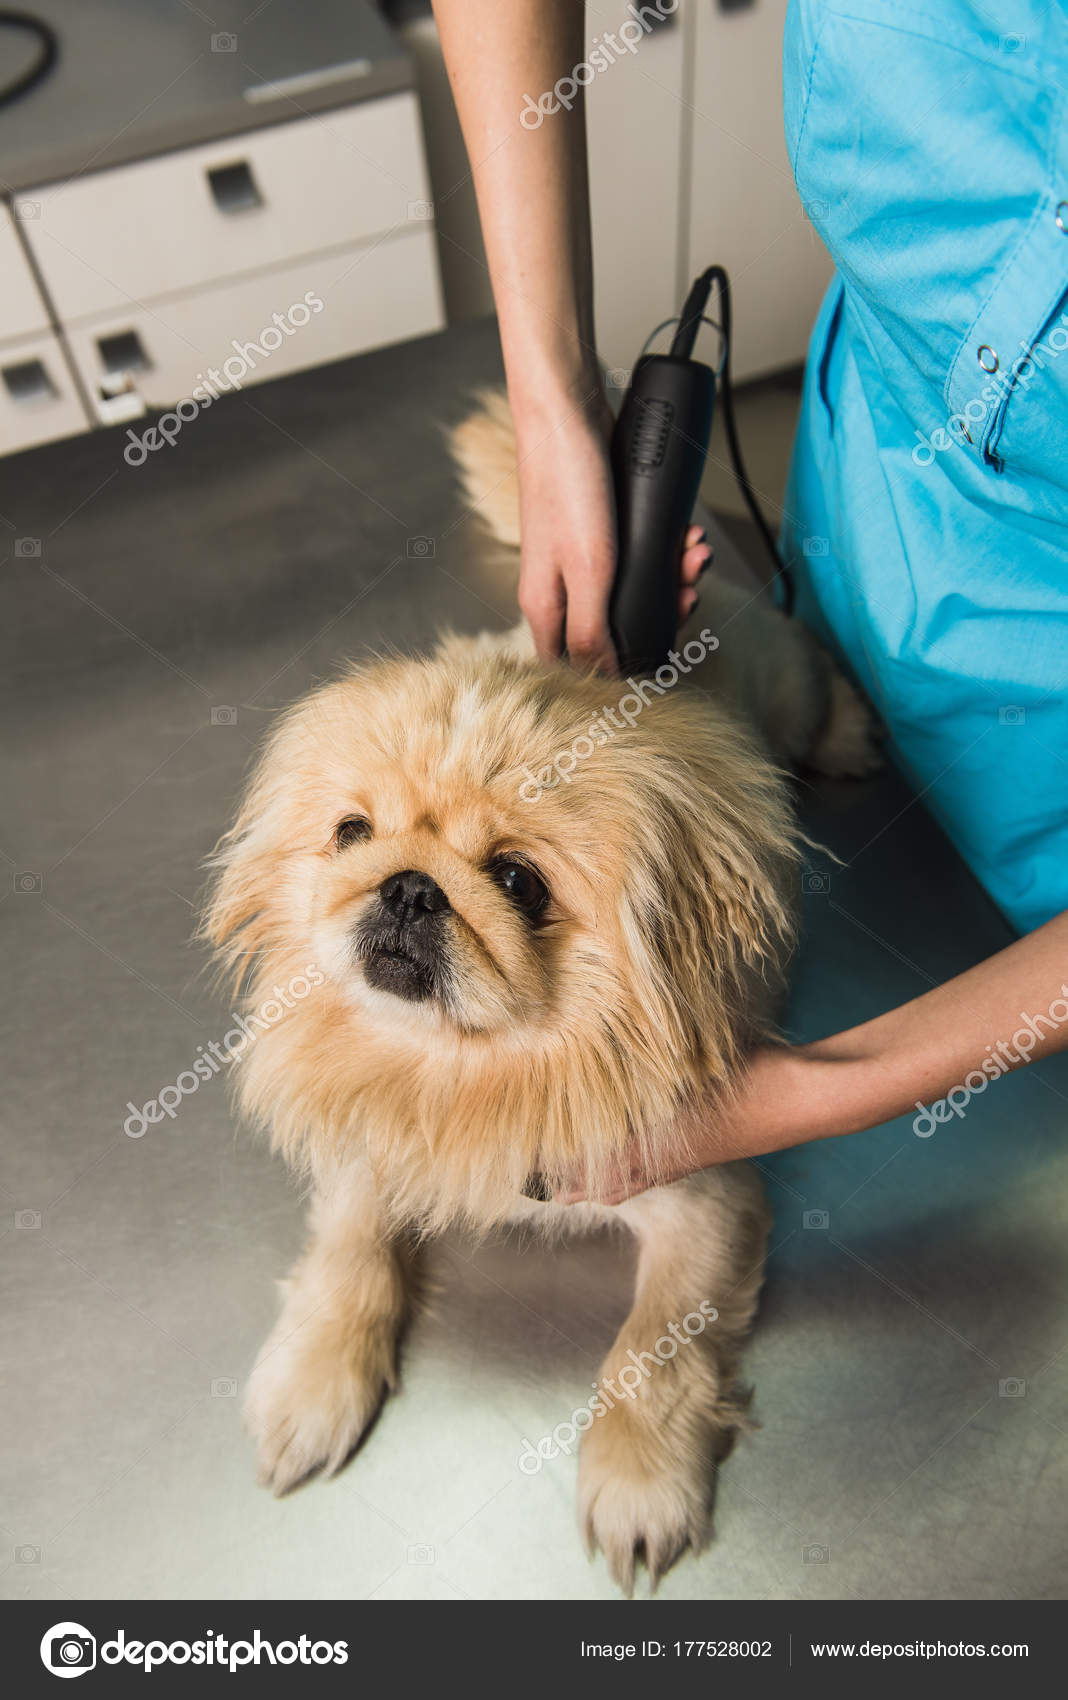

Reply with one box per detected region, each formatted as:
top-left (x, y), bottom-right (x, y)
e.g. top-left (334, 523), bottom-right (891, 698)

top-left (558, 905), bottom-right (1068, 1202)
top-left (514, 387), bottom-right (712, 672)
top-left (432, 0), bottom-right (709, 675)
top-left (554, 1044), bottom-right (817, 1204)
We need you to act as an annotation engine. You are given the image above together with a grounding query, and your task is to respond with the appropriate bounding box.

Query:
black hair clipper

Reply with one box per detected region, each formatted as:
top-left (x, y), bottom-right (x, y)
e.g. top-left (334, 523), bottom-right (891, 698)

top-left (608, 269), bottom-right (720, 674)
top-left (607, 264), bottom-right (793, 669)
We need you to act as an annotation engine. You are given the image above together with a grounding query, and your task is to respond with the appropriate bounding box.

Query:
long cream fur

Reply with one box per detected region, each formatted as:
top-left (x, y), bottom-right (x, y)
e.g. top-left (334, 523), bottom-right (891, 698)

top-left (204, 391), bottom-right (877, 1592)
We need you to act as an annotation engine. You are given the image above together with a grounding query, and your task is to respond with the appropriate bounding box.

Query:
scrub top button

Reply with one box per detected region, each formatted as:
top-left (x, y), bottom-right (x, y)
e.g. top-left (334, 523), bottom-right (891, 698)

top-left (1056, 201), bottom-right (1068, 232)
top-left (978, 345), bottom-right (998, 372)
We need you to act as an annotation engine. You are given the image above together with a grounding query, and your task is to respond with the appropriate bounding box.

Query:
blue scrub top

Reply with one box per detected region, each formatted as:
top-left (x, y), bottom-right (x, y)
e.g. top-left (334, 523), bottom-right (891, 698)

top-left (781, 0), bottom-right (1068, 935)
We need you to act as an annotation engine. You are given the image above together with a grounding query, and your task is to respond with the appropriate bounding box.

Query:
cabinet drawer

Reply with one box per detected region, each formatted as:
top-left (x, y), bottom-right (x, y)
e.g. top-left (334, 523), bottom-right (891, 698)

top-left (0, 330), bottom-right (90, 456)
top-left (0, 205), bottom-right (50, 340)
top-left (24, 94), bottom-right (433, 324)
top-left (64, 230), bottom-right (442, 424)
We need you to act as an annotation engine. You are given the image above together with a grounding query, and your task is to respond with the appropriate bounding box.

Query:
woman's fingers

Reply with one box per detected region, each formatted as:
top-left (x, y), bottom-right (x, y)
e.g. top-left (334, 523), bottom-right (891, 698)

top-left (681, 528), bottom-right (713, 587)
top-left (676, 527), bottom-right (712, 625)
top-left (565, 571), bottom-right (619, 674)
top-left (554, 1149), bottom-right (657, 1205)
top-left (513, 397), bottom-right (619, 672)
top-left (519, 575), bottom-right (567, 666)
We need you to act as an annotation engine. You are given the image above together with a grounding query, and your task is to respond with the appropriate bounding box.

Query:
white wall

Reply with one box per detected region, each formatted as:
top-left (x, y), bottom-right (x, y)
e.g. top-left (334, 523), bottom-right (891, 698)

top-left (409, 0), bottom-right (832, 381)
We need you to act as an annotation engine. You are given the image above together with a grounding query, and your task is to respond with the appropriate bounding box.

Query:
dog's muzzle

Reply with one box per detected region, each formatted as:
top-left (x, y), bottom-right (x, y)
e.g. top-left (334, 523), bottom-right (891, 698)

top-left (356, 869), bottom-right (450, 1004)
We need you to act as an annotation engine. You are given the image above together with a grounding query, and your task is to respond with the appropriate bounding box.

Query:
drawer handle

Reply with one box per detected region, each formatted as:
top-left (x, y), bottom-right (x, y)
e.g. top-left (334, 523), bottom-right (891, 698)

top-left (2, 358), bottom-right (57, 403)
top-left (207, 160), bottom-right (263, 214)
top-left (97, 330), bottom-right (150, 375)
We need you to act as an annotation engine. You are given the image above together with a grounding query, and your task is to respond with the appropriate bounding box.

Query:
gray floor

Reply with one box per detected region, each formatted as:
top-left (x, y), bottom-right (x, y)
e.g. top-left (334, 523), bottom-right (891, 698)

top-left (3, 317), bottom-right (1066, 1602)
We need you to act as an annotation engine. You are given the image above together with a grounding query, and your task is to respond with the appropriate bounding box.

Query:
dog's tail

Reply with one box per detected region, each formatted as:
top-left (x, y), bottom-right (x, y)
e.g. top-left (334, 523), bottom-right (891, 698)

top-left (449, 387), bottom-right (521, 551)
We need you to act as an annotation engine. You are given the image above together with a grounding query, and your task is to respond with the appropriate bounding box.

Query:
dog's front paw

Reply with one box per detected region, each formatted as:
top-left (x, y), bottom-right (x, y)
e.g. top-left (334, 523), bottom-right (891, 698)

top-left (244, 1312), bottom-right (396, 1496)
top-left (577, 1406), bottom-right (711, 1594)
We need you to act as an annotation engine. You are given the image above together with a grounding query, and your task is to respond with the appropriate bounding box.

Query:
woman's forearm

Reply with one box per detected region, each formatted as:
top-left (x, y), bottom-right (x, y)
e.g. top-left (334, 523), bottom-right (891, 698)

top-left (431, 0), bottom-right (601, 423)
top-left (432, 0), bottom-right (635, 672)
top-left (793, 908), bottom-right (1068, 1140)
top-left (561, 911), bottom-right (1068, 1199)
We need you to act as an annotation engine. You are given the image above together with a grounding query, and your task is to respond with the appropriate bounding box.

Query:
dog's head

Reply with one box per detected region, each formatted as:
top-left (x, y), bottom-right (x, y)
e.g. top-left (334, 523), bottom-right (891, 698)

top-left (204, 638), bottom-right (797, 1219)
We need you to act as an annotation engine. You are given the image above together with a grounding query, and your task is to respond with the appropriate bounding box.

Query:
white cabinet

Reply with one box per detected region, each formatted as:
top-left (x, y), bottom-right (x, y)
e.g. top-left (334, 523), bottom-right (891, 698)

top-left (23, 96), bottom-right (436, 324)
top-left (586, 19), bottom-right (687, 380)
top-left (0, 90), bottom-right (443, 454)
top-left (0, 204), bottom-right (51, 340)
top-left (686, 0), bottom-right (832, 379)
top-left (0, 206), bottom-right (88, 453)
top-left (416, 2), bottom-right (831, 382)
top-left (0, 330), bottom-right (91, 456)
top-left (64, 232), bottom-right (441, 425)
top-left (589, 1), bottom-right (830, 380)
top-left (1, 203), bottom-right (90, 451)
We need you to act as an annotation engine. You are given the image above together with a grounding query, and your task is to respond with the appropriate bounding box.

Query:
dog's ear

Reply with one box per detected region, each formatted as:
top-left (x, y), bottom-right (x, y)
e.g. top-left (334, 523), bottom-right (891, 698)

top-left (621, 706), bottom-right (799, 1081)
top-left (200, 701), bottom-right (312, 990)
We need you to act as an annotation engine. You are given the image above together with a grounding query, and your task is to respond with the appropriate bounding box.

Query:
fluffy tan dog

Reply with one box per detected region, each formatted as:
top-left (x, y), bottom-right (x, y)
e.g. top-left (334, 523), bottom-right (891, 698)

top-left (205, 393), bottom-right (876, 1591)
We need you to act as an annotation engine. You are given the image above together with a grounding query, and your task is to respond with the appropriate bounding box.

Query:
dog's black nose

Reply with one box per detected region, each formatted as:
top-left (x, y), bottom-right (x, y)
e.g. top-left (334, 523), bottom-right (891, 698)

top-left (379, 869), bottom-right (450, 924)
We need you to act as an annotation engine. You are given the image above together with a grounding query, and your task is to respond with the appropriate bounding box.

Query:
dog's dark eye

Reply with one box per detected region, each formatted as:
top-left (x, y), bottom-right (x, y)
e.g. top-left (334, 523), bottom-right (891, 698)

top-left (490, 857), bottom-right (549, 919)
top-left (335, 817), bottom-right (372, 850)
